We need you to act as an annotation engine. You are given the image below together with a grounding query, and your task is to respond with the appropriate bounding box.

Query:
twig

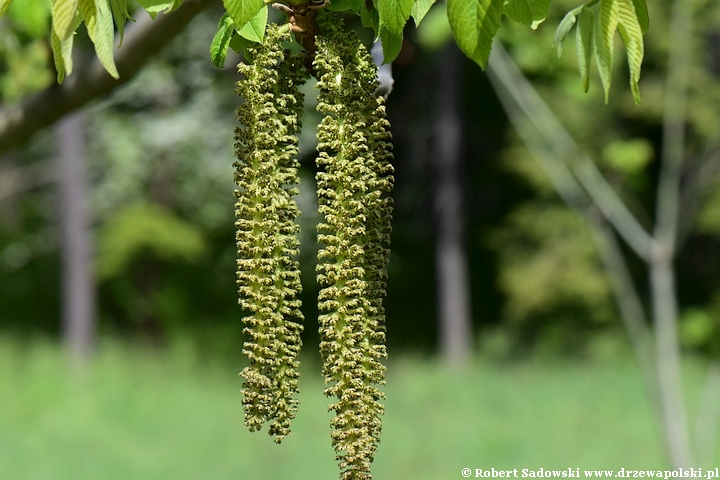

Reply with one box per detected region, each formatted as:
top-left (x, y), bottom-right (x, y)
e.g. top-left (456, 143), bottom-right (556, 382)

top-left (486, 40), bottom-right (660, 421)
top-left (487, 44), bottom-right (655, 262)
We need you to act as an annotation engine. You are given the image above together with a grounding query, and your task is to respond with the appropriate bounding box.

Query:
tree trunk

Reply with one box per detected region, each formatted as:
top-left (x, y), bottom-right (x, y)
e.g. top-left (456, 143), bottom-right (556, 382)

top-left (57, 112), bottom-right (96, 362)
top-left (434, 44), bottom-right (472, 367)
top-left (0, 153), bottom-right (19, 230)
top-left (651, 257), bottom-right (693, 467)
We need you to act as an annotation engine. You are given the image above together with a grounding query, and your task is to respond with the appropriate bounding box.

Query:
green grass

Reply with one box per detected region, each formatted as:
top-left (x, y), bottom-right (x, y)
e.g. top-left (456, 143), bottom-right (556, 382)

top-left (0, 337), bottom-right (690, 480)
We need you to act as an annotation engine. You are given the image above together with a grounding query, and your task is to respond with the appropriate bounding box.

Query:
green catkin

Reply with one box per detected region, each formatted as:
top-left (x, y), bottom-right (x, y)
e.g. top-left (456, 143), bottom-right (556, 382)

top-left (314, 13), bottom-right (395, 480)
top-left (234, 25), bottom-right (308, 443)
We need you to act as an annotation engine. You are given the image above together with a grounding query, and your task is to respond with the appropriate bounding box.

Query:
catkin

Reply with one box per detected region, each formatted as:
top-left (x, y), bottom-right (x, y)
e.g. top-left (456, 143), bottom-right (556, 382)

top-left (314, 12), bottom-right (395, 480)
top-left (234, 24), bottom-right (308, 443)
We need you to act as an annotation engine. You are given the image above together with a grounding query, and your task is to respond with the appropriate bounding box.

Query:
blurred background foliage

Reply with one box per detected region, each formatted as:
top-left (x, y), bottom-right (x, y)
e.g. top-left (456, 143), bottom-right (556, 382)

top-left (3, 0), bottom-right (720, 359)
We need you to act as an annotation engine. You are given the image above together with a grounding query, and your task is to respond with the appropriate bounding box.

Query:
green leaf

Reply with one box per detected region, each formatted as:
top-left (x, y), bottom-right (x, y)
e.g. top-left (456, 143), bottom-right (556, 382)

top-left (377, 0), bottom-right (414, 36)
top-left (109, 0), bottom-right (133, 46)
top-left (503, 0), bottom-right (549, 27)
top-left (0, 0), bottom-right (12, 19)
top-left (51, 26), bottom-right (74, 82)
top-left (361, 4), bottom-right (380, 35)
top-left (594, 0), bottom-right (618, 103)
top-left (616, 0), bottom-right (643, 103)
top-left (411, 0), bottom-right (435, 25)
top-left (222, 0), bottom-right (263, 33)
top-left (552, 4), bottom-right (582, 57)
top-left (630, 0), bottom-right (647, 33)
top-left (79, 0), bottom-right (119, 79)
top-left (327, 0), bottom-right (364, 12)
top-left (135, 0), bottom-right (173, 18)
top-left (447, 0), bottom-right (504, 69)
top-left (238, 5), bottom-right (267, 43)
top-left (210, 13), bottom-right (234, 68)
top-left (229, 31), bottom-right (251, 52)
top-left (576, 5), bottom-right (595, 92)
top-left (52, 0), bottom-right (78, 40)
top-left (379, 25), bottom-right (403, 62)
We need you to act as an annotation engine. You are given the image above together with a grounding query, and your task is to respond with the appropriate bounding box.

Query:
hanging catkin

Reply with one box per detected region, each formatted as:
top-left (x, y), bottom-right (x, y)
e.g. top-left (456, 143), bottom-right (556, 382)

top-left (234, 24), bottom-right (308, 443)
top-left (314, 12), bottom-right (395, 480)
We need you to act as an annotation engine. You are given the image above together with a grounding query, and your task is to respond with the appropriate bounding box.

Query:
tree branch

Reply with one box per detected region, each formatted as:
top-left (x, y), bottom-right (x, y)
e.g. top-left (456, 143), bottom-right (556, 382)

top-left (649, 0), bottom-right (695, 466)
top-left (486, 51), bottom-right (657, 393)
top-left (487, 44), bottom-right (656, 262)
top-left (0, 0), bottom-right (216, 156)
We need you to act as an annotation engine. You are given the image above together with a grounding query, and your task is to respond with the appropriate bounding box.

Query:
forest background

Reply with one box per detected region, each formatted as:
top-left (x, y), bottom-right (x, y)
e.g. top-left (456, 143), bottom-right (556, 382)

top-left (2, 0), bottom-right (720, 477)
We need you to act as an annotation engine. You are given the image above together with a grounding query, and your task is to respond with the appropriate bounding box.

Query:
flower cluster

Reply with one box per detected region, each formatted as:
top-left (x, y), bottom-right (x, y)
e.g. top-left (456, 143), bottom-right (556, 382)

top-left (234, 24), bottom-right (308, 443)
top-left (314, 12), bottom-right (395, 480)
top-left (234, 15), bottom-right (394, 478)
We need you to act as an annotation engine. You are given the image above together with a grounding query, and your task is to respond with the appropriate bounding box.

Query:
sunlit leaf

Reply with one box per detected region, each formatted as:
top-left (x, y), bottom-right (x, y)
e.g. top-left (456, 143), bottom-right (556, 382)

top-left (377, 0), bottom-right (414, 36)
top-left (79, 0), bottom-right (119, 79)
top-left (210, 13), bottom-right (234, 68)
top-left (616, 0), bottom-right (643, 104)
top-left (552, 4), bottom-right (582, 57)
top-left (503, 0), bottom-right (550, 28)
top-left (109, 0), bottom-right (133, 46)
top-left (594, 0), bottom-right (618, 103)
top-left (52, 0), bottom-right (78, 40)
top-left (630, 0), bottom-right (647, 33)
top-left (411, 0), bottom-right (435, 25)
top-left (447, 0), bottom-right (503, 68)
top-left (222, 0), bottom-right (263, 33)
top-left (135, 0), bottom-right (173, 18)
top-left (238, 5), bottom-right (267, 43)
top-left (576, 6), bottom-right (594, 92)
top-left (229, 31), bottom-right (251, 52)
top-left (51, 26), bottom-right (73, 82)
